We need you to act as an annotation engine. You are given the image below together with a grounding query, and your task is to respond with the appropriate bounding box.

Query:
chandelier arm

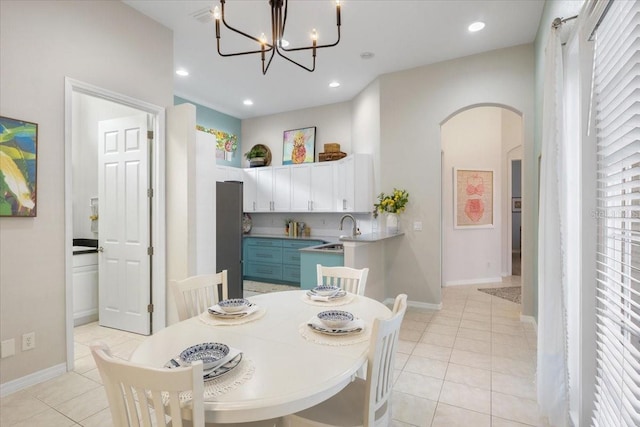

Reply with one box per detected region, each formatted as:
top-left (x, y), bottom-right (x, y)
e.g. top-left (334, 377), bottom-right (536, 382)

top-left (216, 45), bottom-right (273, 57)
top-left (280, 0), bottom-right (288, 40)
top-left (219, 0), bottom-right (273, 49)
top-left (262, 45), bottom-right (277, 75)
top-left (275, 45), bottom-right (315, 72)
top-left (280, 28), bottom-right (341, 52)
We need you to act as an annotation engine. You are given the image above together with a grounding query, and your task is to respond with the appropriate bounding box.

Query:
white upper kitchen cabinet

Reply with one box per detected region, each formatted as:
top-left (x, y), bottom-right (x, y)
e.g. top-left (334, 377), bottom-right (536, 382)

top-left (216, 165), bottom-right (243, 182)
top-left (247, 166), bottom-right (291, 212)
top-left (335, 153), bottom-right (373, 213)
top-left (290, 162), bottom-right (335, 212)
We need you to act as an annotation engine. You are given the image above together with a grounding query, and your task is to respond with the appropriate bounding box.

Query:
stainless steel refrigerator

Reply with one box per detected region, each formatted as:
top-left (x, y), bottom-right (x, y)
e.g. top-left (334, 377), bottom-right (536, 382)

top-left (216, 181), bottom-right (243, 298)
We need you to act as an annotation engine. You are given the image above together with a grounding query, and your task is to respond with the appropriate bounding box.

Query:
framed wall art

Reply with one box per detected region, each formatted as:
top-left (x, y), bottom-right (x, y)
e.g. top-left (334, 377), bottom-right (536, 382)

top-left (283, 126), bottom-right (316, 165)
top-left (0, 116), bottom-right (38, 217)
top-left (453, 168), bottom-right (494, 229)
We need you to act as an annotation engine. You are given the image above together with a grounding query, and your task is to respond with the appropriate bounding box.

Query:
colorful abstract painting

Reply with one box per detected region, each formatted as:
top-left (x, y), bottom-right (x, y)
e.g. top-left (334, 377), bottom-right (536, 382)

top-left (196, 125), bottom-right (238, 161)
top-left (454, 168), bottom-right (493, 228)
top-left (283, 126), bottom-right (315, 165)
top-left (0, 116), bottom-right (37, 217)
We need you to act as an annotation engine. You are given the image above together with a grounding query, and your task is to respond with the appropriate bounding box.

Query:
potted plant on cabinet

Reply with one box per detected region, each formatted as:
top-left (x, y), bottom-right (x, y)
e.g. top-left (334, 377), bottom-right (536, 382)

top-left (245, 145), bottom-right (268, 167)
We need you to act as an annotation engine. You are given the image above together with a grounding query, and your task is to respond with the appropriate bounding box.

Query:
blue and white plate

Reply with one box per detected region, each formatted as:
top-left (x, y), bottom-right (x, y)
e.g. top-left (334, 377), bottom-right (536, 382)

top-left (311, 285), bottom-right (341, 296)
top-left (179, 342), bottom-right (229, 370)
top-left (218, 298), bottom-right (250, 313)
top-left (317, 310), bottom-right (354, 328)
top-left (203, 352), bottom-right (243, 380)
top-left (208, 301), bottom-right (257, 317)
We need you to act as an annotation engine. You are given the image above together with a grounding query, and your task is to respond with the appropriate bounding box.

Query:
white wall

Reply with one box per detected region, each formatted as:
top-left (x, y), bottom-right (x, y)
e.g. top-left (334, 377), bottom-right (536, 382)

top-left (442, 107), bottom-right (504, 285)
top-left (379, 44), bottom-right (535, 312)
top-left (241, 102), bottom-right (352, 167)
top-left (0, 0), bottom-right (173, 384)
top-left (351, 80), bottom-right (381, 191)
top-left (72, 93), bottom-right (143, 239)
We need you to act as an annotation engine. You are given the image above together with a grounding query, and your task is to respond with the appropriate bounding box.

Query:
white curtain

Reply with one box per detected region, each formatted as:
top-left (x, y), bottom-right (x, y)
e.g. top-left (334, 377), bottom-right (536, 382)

top-left (537, 26), bottom-right (569, 427)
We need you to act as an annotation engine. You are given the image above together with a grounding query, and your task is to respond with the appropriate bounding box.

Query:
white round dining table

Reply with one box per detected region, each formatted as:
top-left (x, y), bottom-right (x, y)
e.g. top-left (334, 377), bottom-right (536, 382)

top-left (129, 290), bottom-right (392, 424)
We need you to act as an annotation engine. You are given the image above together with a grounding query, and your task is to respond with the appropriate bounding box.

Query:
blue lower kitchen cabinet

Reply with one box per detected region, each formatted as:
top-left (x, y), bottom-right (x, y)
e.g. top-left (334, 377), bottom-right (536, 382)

top-left (243, 237), bottom-right (324, 285)
top-left (299, 248), bottom-right (344, 290)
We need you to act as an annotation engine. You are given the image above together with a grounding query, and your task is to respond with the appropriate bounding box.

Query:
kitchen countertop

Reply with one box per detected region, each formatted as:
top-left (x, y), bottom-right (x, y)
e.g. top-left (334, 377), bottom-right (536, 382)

top-left (339, 231), bottom-right (405, 243)
top-left (242, 234), bottom-right (338, 243)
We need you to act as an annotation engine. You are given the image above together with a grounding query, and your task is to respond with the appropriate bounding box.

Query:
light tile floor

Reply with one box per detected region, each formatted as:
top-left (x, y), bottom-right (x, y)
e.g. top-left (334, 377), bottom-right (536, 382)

top-left (1, 277), bottom-right (546, 427)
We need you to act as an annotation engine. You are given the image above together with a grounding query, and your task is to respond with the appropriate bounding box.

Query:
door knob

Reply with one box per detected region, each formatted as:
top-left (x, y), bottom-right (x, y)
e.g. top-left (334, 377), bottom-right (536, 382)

top-left (98, 246), bottom-right (104, 252)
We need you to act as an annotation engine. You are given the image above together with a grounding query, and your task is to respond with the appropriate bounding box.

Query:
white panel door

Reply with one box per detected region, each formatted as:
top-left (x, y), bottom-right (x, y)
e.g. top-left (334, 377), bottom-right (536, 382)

top-left (310, 162), bottom-right (335, 211)
top-left (98, 115), bottom-right (150, 335)
top-left (272, 166), bottom-right (291, 211)
top-left (255, 167), bottom-right (274, 211)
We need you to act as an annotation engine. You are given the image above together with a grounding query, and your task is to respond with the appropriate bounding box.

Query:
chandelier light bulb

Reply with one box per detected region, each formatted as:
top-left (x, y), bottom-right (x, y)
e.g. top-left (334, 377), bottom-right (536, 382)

top-left (311, 29), bottom-right (318, 42)
top-left (259, 32), bottom-right (267, 45)
top-left (213, 6), bottom-right (220, 20)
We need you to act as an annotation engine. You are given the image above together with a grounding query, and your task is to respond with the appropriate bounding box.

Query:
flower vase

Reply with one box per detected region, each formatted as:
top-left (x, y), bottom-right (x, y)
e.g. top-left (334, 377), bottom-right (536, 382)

top-left (386, 213), bottom-right (399, 234)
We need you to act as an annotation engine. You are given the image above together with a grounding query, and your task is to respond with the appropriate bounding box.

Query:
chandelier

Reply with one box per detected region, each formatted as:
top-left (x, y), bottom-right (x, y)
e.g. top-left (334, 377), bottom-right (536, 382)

top-left (213, 0), bottom-right (341, 75)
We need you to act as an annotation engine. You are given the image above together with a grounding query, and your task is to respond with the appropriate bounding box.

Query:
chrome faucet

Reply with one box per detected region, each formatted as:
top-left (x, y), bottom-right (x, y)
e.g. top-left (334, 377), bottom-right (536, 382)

top-left (339, 214), bottom-right (360, 237)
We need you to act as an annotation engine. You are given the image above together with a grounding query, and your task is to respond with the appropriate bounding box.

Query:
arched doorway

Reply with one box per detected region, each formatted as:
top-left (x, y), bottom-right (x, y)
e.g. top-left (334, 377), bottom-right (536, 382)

top-left (440, 105), bottom-right (523, 291)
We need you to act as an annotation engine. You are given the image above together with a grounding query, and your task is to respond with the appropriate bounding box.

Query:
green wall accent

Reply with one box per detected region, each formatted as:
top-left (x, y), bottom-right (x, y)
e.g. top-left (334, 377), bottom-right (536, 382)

top-left (174, 96), bottom-right (242, 167)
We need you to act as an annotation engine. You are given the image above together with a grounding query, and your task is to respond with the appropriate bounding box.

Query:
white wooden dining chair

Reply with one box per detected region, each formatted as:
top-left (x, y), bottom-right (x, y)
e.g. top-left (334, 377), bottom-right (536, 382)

top-left (316, 265), bottom-right (369, 295)
top-left (91, 342), bottom-right (205, 427)
top-left (171, 271), bottom-right (229, 321)
top-left (282, 293), bottom-right (408, 427)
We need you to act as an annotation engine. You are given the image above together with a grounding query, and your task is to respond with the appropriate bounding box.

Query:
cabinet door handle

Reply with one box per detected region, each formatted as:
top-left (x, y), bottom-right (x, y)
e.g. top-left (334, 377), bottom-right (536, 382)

top-left (343, 199), bottom-right (347, 210)
top-left (98, 246), bottom-right (104, 253)
top-left (253, 201), bottom-right (256, 211)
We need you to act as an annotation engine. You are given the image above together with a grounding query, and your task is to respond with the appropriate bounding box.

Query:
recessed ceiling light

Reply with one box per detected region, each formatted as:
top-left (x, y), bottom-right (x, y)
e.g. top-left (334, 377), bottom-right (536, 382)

top-left (468, 21), bottom-right (485, 32)
top-left (360, 52), bottom-right (375, 60)
top-left (176, 69), bottom-right (189, 76)
top-left (329, 81), bottom-right (340, 88)
top-left (243, 99), bottom-right (254, 106)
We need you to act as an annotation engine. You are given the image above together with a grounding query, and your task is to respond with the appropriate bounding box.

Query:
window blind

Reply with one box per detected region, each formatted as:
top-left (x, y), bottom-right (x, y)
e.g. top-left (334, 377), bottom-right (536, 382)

top-left (593, 1), bottom-right (640, 425)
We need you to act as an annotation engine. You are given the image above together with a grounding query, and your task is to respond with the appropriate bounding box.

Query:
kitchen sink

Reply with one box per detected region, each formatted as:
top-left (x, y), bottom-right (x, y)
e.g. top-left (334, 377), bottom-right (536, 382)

top-left (316, 243), bottom-right (344, 251)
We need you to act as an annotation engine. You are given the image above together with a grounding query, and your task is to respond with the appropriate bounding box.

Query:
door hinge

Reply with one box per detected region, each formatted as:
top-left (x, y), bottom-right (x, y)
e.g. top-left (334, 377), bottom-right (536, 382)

top-left (147, 303), bottom-right (154, 313)
top-left (147, 130), bottom-right (154, 140)
top-left (147, 246), bottom-right (154, 256)
top-left (147, 188), bottom-right (154, 198)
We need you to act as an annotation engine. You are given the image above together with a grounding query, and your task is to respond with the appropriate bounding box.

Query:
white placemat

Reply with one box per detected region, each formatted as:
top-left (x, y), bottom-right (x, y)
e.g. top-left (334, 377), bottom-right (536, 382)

top-left (198, 306), bottom-right (266, 326)
top-left (169, 357), bottom-right (255, 404)
top-left (300, 292), bottom-right (356, 307)
top-left (298, 321), bottom-right (368, 346)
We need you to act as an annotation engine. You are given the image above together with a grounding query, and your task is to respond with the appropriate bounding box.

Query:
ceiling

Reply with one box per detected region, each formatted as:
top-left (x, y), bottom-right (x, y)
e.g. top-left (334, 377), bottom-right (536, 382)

top-left (123, 0), bottom-right (546, 119)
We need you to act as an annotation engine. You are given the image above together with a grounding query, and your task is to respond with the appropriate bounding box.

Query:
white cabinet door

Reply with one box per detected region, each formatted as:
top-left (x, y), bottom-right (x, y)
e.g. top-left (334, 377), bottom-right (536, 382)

top-left (310, 162), bottom-right (335, 212)
top-left (243, 168), bottom-right (257, 212)
top-left (272, 166), bottom-right (291, 211)
top-left (290, 165), bottom-right (312, 211)
top-left (255, 167), bottom-right (273, 211)
top-left (227, 167), bottom-right (244, 182)
top-left (217, 165), bottom-right (243, 182)
top-left (336, 154), bottom-right (373, 213)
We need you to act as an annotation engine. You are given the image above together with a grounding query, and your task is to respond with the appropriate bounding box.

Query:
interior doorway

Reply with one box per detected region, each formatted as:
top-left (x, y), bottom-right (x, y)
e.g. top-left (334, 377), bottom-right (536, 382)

top-left (440, 105), bottom-right (523, 286)
top-left (64, 78), bottom-right (167, 371)
top-left (511, 159), bottom-right (522, 276)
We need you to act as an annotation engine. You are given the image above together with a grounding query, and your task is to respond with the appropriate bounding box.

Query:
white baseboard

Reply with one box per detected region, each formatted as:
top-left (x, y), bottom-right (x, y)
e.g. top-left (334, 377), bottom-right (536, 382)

top-left (520, 315), bottom-right (538, 331)
top-left (444, 277), bottom-right (503, 286)
top-left (0, 363), bottom-right (67, 398)
top-left (383, 298), bottom-right (443, 311)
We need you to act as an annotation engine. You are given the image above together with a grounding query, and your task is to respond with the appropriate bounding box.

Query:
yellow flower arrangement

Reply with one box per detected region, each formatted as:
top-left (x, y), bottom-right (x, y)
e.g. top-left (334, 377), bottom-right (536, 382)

top-left (373, 188), bottom-right (409, 218)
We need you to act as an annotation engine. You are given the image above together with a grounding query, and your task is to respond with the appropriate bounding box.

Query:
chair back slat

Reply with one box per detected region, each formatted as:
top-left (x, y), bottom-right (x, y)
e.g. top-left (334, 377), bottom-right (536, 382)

top-left (171, 271), bottom-right (228, 321)
top-left (316, 264), bottom-right (369, 295)
top-left (91, 342), bottom-right (205, 427)
top-left (364, 294), bottom-right (407, 426)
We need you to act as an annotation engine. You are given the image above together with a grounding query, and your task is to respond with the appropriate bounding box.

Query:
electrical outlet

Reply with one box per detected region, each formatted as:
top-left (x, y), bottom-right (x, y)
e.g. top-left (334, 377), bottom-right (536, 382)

top-left (1, 338), bottom-right (15, 358)
top-left (22, 332), bottom-right (35, 351)
top-left (413, 221), bottom-right (423, 231)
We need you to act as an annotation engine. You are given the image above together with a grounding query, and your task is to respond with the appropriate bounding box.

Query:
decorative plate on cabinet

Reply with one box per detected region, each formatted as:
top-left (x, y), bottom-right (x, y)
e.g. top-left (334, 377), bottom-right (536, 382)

top-left (242, 213), bottom-right (252, 234)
